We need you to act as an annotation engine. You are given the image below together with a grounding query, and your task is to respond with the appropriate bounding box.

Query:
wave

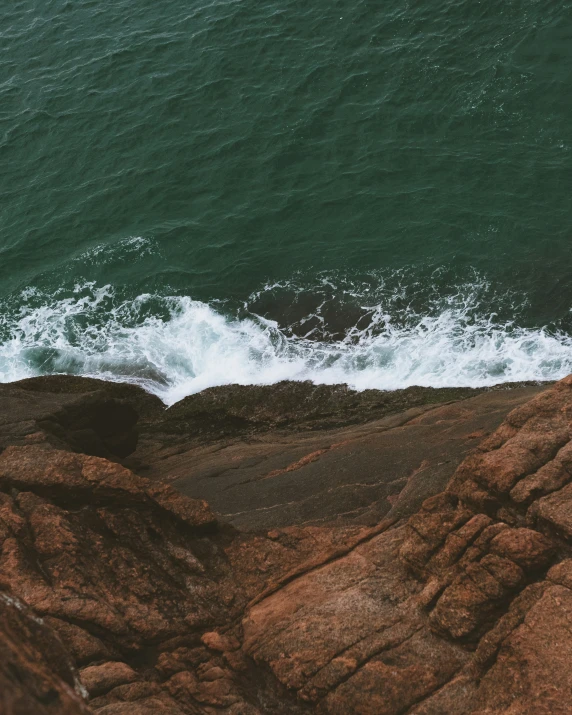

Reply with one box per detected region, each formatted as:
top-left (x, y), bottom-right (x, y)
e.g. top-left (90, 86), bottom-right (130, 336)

top-left (2, 277), bottom-right (572, 405)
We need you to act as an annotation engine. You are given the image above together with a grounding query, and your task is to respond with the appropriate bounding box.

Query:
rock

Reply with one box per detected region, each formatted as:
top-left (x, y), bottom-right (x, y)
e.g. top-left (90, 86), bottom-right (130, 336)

top-left (201, 631), bottom-right (241, 653)
top-left (322, 631), bottom-right (466, 715)
top-left (488, 528), bottom-right (555, 570)
top-left (0, 442), bottom-right (244, 712)
top-left (547, 558), bottom-right (572, 588)
top-left (532, 481), bottom-right (572, 540)
top-left (80, 662), bottom-right (137, 697)
top-left (239, 376), bottom-right (572, 712)
top-left (6, 374), bottom-right (572, 713)
top-left (96, 697), bottom-right (184, 714)
top-left (469, 583), bottom-right (572, 714)
top-left (428, 554), bottom-right (525, 639)
top-left (105, 682), bottom-right (161, 702)
top-left (510, 440), bottom-right (572, 504)
top-left (43, 617), bottom-right (116, 664)
top-left (0, 590), bottom-right (89, 714)
top-left (145, 384), bottom-right (547, 531)
top-left (0, 376), bottom-right (547, 530)
top-left (0, 376), bottom-right (162, 460)
top-left (0, 445), bottom-right (215, 528)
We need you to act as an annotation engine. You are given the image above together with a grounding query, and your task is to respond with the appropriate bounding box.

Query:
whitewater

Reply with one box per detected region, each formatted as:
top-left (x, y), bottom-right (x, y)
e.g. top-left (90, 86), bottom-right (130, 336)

top-left (2, 277), bottom-right (572, 406)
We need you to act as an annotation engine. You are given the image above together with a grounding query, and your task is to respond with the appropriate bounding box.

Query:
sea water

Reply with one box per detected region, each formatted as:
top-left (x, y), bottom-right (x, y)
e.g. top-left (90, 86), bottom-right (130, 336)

top-left (1, 0), bottom-right (572, 403)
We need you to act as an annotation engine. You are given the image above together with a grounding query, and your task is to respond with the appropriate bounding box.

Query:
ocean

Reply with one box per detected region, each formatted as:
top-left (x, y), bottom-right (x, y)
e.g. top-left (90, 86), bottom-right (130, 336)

top-left (1, 0), bottom-right (572, 404)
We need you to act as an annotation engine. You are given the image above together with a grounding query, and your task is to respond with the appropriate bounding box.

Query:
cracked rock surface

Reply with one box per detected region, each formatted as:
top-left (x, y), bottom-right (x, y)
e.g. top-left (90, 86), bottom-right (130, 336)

top-left (4, 375), bottom-right (572, 713)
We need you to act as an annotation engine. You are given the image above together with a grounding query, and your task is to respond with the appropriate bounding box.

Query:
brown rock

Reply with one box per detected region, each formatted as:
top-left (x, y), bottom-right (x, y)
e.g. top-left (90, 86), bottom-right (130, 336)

top-left (0, 590), bottom-right (89, 714)
top-left (323, 631), bottom-right (466, 715)
top-left (96, 697), bottom-right (184, 714)
top-left (80, 662), bottom-right (137, 697)
top-left (6, 374), bottom-right (572, 714)
top-left (0, 445), bottom-right (215, 528)
top-left (105, 682), bottom-right (161, 702)
top-left (428, 554), bottom-right (525, 640)
top-left (224, 650), bottom-right (250, 673)
top-left (198, 665), bottom-right (230, 681)
top-left (166, 670), bottom-right (239, 708)
top-left (399, 493), bottom-right (473, 571)
top-left (469, 584), bottom-right (572, 714)
top-left (201, 630), bottom-right (240, 652)
top-left (155, 647), bottom-right (207, 677)
top-left (43, 617), bottom-right (115, 665)
top-left (510, 440), bottom-right (572, 504)
top-left (547, 558), bottom-right (572, 588)
top-left (533, 481), bottom-right (572, 540)
top-left (489, 527), bottom-right (555, 570)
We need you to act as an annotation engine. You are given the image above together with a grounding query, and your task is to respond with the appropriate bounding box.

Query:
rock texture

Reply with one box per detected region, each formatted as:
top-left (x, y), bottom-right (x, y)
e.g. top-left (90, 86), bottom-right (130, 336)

top-left (0, 590), bottom-right (89, 714)
top-left (242, 376), bottom-right (572, 714)
top-left (5, 375), bottom-right (572, 713)
top-left (2, 376), bottom-right (545, 530)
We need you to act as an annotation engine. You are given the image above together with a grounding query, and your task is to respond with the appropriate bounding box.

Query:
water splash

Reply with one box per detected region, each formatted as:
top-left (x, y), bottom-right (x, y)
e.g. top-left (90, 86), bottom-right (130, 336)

top-left (1, 274), bottom-right (572, 405)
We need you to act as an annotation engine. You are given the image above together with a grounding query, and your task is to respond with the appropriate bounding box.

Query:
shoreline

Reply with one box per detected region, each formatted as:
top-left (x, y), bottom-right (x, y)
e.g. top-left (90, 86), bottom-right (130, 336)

top-left (7, 371), bottom-right (556, 409)
top-left (2, 375), bottom-right (555, 528)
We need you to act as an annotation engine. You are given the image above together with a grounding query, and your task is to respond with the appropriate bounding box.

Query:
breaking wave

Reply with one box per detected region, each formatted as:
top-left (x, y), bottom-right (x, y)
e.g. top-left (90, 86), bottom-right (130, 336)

top-left (2, 272), bottom-right (572, 405)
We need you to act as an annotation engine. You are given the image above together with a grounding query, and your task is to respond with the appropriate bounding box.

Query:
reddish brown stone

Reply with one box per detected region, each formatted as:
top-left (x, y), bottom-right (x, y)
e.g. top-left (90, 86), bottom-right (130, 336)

top-left (80, 662), bottom-right (137, 698)
top-left (0, 445), bottom-right (215, 528)
top-left (533, 481), bottom-right (572, 541)
top-left (4, 375), bottom-right (572, 714)
top-left (0, 591), bottom-right (89, 714)
top-left (489, 527), bottom-right (555, 570)
top-left (201, 630), bottom-right (240, 653)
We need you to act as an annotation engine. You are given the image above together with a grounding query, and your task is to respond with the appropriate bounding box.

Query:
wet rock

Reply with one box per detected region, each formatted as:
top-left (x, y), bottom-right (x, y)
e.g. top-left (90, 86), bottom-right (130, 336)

top-left (0, 376), bottom-right (162, 461)
top-left (1, 376), bottom-right (547, 530)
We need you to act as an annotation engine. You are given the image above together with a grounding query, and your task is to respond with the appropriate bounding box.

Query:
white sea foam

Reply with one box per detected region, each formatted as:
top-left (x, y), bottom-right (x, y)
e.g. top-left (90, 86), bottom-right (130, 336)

top-left (1, 281), bottom-right (572, 405)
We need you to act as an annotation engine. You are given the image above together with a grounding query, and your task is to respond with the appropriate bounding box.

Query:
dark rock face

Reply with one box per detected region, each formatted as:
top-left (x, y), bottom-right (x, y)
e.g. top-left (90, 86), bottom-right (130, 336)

top-left (0, 377), bottom-right (162, 461)
top-left (2, 376), bottom-right (545, 531)
top-left (134, 381), bottom-right (546, 530)
top-left (5, 375), bottom-right (572, 713)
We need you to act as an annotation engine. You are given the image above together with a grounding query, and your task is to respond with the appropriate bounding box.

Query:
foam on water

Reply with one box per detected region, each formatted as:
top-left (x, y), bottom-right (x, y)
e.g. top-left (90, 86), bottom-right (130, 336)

top-left (2, 277), bottom-right (572, 405)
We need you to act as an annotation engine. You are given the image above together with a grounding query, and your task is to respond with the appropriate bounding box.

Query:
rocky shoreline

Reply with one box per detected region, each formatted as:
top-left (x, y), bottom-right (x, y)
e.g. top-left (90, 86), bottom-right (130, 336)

top-left (2, 375), bottom-right (572, 713)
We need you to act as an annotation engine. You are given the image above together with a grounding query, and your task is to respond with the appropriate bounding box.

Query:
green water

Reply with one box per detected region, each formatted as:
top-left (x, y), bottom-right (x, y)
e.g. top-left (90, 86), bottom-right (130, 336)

top-left (1, 0), bottom-right (572, 401)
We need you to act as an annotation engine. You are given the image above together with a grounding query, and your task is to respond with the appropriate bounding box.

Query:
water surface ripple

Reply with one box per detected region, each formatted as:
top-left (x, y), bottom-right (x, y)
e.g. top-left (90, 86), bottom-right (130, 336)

top-left (1, 0), bottom-right (572, 400)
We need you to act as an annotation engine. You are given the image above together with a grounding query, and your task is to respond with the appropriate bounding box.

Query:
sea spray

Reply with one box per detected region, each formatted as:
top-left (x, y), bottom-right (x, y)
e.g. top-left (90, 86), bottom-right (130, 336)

top-left (2, 275), bottom-right (572, 405)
